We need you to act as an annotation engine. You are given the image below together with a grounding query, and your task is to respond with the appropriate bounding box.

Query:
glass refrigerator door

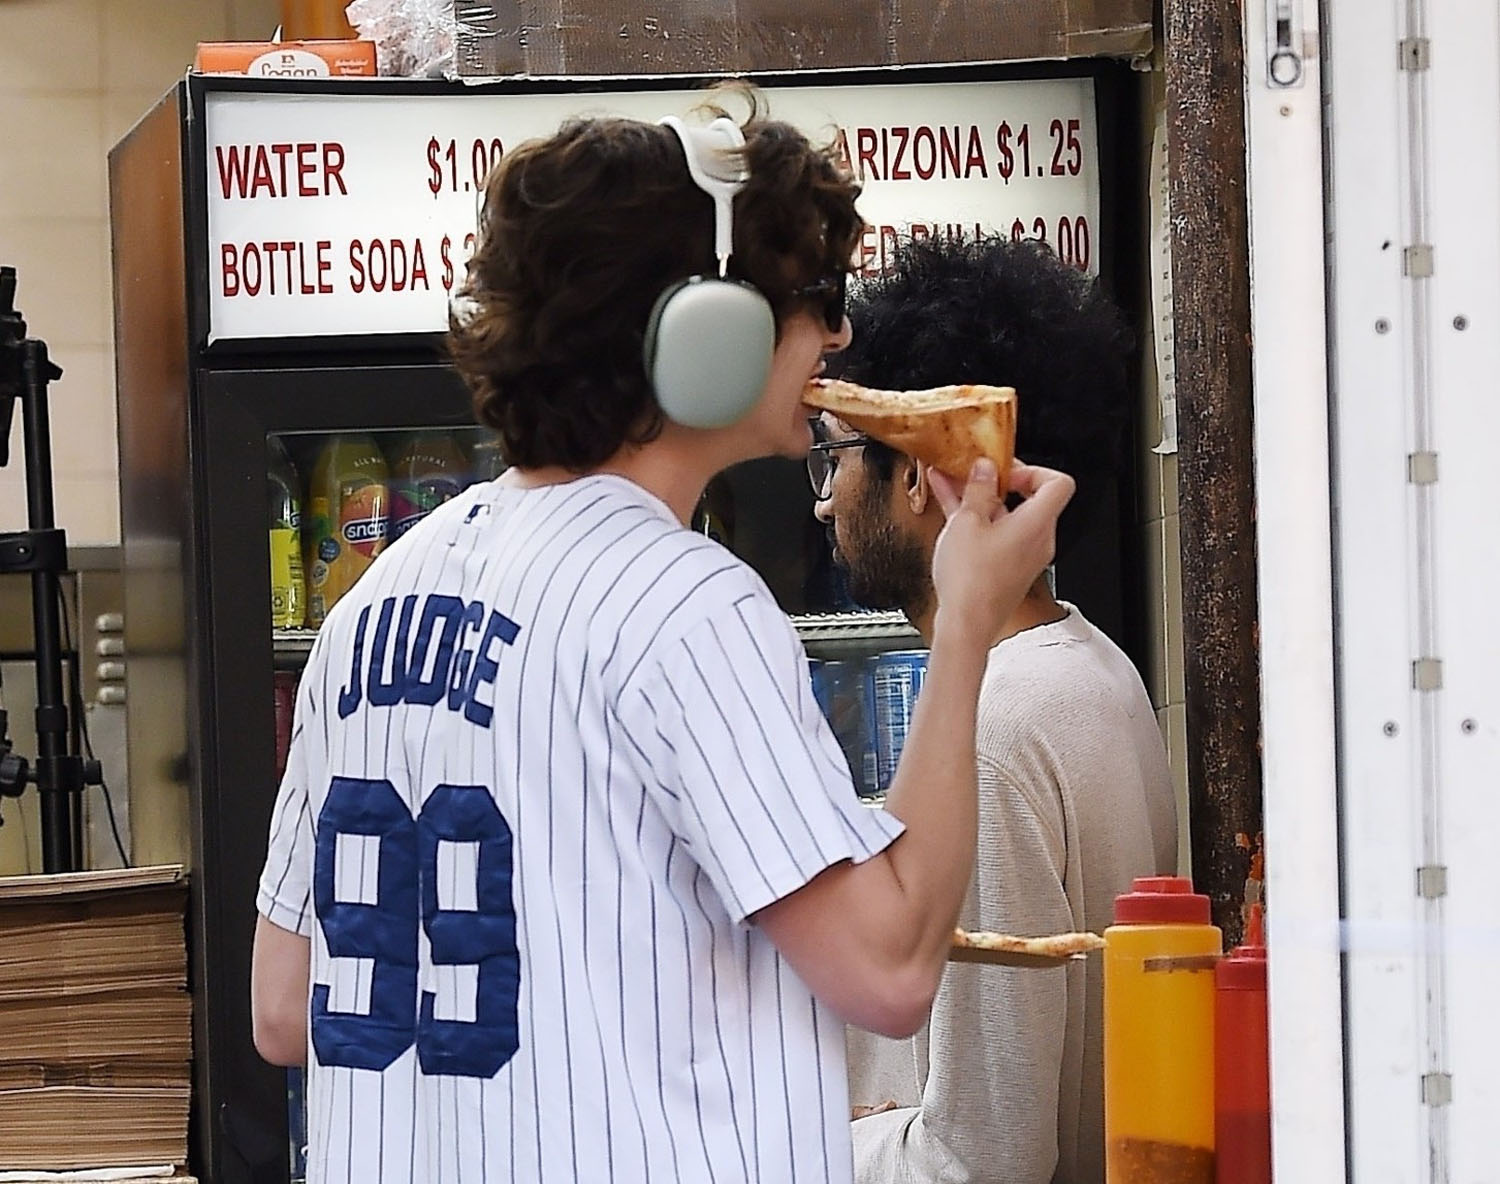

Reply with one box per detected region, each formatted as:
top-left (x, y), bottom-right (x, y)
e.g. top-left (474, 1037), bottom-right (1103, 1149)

top-left (700, 456), bottom-right (927, 802)
top-left (267, 421), bottom-right (501, 1182)
top-left (191, 362), bottom-right (475, 1183)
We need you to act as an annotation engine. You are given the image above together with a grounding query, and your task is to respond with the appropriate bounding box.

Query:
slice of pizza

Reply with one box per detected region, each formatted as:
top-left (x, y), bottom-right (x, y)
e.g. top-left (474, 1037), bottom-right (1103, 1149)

top-left (951, 928), bottom-right (1106, 959)
top-left (803, 378), bottom-right (1017, 484)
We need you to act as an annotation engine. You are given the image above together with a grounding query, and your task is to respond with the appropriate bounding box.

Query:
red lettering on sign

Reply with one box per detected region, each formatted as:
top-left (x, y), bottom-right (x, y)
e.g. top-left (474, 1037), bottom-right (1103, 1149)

top-left (213, 142), bottom-right (349, 198)
top-left (324, 142), bottom-right (347, 195)
top-left (889, 126), bottom-right (912, 181)
top-left (270, 143), bottom-right (295, 192)
top-left (912, 126), bottom-right (937, 180)
top-left (219, 240), bottom-right (336, 296)
top-left (855, 222), bottom-right (986, 276)
top-left (847, 125), bottom-right (995, 182)
top-left (221, 244), bottom-right (240, 296)
top-left (216, 147), bottom-right (250, 199)
top-left (349, 238), bottom-right (430, 294)
top-left (940, 127), bottom-right (962, 176)
top-left (965, 127), bottom-right (988, 178)
top-left (297, 143), bottom-right (318, 197)
top-left (249, 146), bottom-right (277, 198)
top-left (240, 243), bottom-right (262, 296)
top-left (856, 127), bottom-right (878, 182)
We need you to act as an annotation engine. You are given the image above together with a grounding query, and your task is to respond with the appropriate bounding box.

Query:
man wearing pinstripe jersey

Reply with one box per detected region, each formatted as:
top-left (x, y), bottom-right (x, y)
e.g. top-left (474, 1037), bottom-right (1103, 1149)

top-left (251, 91), bottom-right (1074, 1184)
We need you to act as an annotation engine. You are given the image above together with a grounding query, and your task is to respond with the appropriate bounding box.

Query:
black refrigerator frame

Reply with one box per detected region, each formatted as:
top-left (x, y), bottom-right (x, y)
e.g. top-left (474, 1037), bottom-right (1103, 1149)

top-left (109, 63), bottom-right (1145, 1184)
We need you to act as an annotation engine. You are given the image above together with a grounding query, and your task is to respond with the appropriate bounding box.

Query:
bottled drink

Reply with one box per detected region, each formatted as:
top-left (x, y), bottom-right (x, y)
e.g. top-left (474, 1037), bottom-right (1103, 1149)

top-left (468, 436), bottom-right (508, 486)
top-left (1103, 876), bottom-right (1221, 1184)
top-left (268, 436), bottom-right (305, 629)
top-left (691, 474), bottom-right (736, 547)
top-left (304, 434), bottom-right (390, 627)
top-left (388, 431), bottom-right (468, 540)
top-left (280, 0), bottom-right (355, 39)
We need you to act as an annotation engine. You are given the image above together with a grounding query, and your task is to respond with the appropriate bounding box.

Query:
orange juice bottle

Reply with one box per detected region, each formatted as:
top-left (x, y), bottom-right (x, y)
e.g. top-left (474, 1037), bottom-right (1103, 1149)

top-left (1103, 876), bottom-right (1222, 1184)
top-left (304, 434), bottom-right (389, 627)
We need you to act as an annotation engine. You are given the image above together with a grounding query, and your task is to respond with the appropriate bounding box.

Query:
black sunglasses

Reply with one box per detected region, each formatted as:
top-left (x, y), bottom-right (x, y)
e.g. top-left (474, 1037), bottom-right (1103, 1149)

top-left (793, 272), bottom-right (848, 333)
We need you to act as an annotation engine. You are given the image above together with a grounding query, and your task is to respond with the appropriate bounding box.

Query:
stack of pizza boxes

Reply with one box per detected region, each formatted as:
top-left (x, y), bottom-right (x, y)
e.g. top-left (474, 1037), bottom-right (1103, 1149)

top-left (0, 866), bottom-right (193, 1177)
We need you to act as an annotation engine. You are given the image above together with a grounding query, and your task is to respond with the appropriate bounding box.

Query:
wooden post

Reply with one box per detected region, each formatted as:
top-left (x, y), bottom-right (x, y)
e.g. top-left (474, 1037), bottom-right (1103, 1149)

top-left (1163, 0), bottom-right (1263, 944)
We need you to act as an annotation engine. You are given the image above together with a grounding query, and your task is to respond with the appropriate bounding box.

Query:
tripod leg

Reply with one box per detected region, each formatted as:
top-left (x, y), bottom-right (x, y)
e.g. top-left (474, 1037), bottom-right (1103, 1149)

top-left (21, 340), bottom-right (79, 873)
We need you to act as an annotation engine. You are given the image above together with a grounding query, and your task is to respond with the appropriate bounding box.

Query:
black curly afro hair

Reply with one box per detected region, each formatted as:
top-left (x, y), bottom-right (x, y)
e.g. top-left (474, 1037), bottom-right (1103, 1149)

top-left (834, 234), bottom-right (1134, 485)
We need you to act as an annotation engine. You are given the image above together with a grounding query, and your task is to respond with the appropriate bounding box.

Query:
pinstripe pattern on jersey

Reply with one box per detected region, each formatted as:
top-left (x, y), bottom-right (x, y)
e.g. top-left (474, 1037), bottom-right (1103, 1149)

top-left (257, 473), bottom-right (904, 1183)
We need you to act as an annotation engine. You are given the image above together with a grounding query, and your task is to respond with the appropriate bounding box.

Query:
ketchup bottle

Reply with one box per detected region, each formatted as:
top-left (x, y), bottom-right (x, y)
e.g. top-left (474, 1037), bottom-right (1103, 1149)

top-left (1214, 902), bottom-right (1270, 1184)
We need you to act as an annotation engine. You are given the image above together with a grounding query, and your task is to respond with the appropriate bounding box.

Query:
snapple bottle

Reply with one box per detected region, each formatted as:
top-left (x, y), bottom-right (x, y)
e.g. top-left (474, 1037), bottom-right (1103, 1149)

top-left (388, 432), bottom-right (467, 540)
top-left (304, 434), bottom-right (389, 626)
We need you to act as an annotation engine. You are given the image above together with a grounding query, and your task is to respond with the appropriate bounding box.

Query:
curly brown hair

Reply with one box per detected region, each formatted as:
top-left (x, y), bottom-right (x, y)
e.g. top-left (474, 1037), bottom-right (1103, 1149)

top-left (448, 86), bottom-right (863, 472)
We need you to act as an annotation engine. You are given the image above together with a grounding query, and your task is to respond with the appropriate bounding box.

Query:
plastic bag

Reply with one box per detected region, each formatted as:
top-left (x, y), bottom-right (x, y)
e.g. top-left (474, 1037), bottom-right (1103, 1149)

top-left (345, 0), bottom-right (457, 77)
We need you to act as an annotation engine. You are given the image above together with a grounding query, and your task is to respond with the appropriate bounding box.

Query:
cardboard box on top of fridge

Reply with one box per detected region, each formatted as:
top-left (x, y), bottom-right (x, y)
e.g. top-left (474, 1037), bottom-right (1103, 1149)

top-left (451, 0), bottom-right (1153, 77)
top-left (194, 39), bottom-right (378, 78)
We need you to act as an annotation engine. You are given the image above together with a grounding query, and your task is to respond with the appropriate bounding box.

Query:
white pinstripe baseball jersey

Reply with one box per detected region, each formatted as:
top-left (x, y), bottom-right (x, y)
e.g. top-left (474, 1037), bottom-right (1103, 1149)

top-left (257, 472), bottom-right (905, 1184)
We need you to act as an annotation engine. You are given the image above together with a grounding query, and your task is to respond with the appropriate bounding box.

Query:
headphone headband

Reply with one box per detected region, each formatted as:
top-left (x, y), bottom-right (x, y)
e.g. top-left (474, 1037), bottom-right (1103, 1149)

top-left (658, 115), bottom-right (746, 278)
top-left (645, 112), bottom-right (774, 430)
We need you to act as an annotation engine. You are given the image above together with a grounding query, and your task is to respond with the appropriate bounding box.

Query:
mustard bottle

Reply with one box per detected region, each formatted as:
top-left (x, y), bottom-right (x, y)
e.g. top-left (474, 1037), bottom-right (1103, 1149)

top-left (1104, 875), bottom-right (1222, 1184)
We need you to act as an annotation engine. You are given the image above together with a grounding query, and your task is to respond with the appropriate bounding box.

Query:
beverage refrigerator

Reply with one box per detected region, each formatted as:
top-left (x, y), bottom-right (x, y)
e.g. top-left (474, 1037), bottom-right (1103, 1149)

top-left (108, 67), bottom-right (1141, 1182)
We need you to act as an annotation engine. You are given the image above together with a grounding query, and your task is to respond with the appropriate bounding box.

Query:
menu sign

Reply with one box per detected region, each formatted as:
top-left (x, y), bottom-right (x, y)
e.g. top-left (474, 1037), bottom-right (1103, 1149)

top-left (204, 79), bottom-right (1100, 342)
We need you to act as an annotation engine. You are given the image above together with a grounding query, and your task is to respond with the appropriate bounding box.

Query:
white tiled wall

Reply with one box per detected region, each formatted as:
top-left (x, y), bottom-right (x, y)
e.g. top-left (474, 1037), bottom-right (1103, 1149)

top-left (1136, 64), bottom-right (1191, 876)
top-left (0, 0), bottom-right (281, 875)
top-left (0, 0), bottom-right (281, 547)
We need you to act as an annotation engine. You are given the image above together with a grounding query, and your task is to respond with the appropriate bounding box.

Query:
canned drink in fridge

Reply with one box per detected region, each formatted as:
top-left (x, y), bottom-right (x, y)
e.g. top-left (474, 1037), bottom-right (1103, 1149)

top-left (809, 659), bottom-right (880, 797)
top-left (809, 658), bottom-right (831, 716)
top-left (872, 650), bottom-right (929, 791)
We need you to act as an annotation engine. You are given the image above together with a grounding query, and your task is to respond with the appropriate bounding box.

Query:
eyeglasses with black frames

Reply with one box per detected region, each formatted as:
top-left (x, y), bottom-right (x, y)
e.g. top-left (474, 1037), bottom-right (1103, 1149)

top-left (806, 424), bottom-right (871, 501)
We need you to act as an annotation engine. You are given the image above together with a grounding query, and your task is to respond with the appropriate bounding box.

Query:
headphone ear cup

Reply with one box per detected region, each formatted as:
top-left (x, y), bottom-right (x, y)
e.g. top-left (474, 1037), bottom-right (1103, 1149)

top-left (645, 277), bottom-right (776, 429)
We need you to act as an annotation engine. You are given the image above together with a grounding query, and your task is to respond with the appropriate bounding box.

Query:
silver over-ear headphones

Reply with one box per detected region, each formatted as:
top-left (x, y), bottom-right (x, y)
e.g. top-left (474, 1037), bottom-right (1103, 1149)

top-left (644, 115), bottom-right (776, 429)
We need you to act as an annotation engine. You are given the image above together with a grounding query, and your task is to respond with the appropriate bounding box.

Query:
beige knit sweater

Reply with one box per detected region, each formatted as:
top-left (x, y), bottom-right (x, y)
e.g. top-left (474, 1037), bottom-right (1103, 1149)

top-left (847, 607), bottom-right (1178, 1184)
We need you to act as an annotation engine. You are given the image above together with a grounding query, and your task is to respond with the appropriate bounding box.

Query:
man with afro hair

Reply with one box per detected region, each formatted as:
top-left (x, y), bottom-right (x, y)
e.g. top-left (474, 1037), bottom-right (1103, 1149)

top-left (816, 235), bottom-right (1178, 1184)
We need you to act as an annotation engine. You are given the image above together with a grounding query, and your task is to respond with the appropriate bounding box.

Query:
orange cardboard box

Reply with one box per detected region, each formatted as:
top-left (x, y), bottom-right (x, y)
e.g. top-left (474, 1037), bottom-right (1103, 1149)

top-left (194, 40), bottom-right (378, 78)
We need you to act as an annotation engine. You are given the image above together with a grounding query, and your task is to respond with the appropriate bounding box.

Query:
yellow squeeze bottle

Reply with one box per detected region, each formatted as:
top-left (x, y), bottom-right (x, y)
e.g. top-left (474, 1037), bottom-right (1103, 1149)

top-left (1103, 875), bottom-right (1222, 1184)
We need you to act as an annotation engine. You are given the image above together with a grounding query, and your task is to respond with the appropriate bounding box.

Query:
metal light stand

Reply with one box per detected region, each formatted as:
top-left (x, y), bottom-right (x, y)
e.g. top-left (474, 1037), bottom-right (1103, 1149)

top-left (0, 265), bottom-right (99, 872)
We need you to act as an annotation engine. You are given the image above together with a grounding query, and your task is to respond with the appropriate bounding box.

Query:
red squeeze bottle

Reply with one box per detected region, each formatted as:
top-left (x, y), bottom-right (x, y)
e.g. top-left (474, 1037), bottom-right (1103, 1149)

top-left (1215, 902), bottom-right (1271, 1184)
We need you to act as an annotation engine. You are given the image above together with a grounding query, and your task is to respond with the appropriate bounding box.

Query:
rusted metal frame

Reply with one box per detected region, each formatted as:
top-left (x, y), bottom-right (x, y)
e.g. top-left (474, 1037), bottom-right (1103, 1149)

top-left (1163, 0), bottom-right (1263, 944)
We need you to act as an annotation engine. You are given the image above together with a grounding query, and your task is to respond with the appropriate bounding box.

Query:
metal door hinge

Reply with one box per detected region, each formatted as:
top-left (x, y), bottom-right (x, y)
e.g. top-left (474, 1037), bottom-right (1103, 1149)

top-left (1399, 38), bottom-right (1431, 71)
top-left (1416, 865), bottom-right (1448, 898)
top-left (1404, 245), bottom-right (1434, 277)
top-left (1413, 659), bottom-right (1443, 691)
top-left (1408, 452), bottom-right (1439, 484)
top-left (1421, 1073), bottom-right (1452, 1106)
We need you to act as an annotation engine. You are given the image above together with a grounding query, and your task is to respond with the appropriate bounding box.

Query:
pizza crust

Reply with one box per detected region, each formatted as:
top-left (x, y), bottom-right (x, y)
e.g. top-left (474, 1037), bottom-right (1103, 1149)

top-left (951, 928), bottom-right (1106, 959)
top-left (803, 378), bottom-right (1017, 484)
